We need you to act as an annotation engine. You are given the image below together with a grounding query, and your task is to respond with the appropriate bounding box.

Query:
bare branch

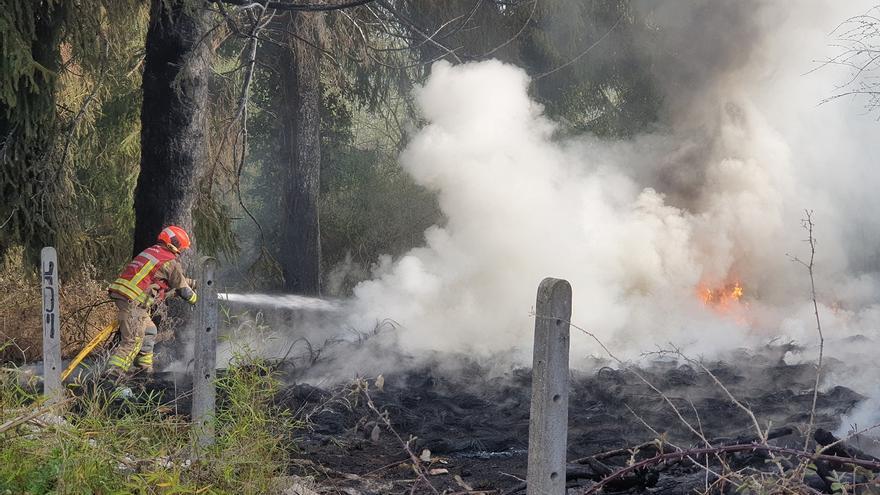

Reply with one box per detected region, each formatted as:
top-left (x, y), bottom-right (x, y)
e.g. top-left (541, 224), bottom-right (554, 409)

top-left (216, 0), bottom-right (376, 12)
top-left (796, 210), bottom-right (824, 452)
top-left (359, 379), bottom-right (439, 495)
top-left (534, 14), bottom-right (623, 80)
top-left (375, 0), bottom-right (463, 63)
top-left (533, 314), bottom-right (715, 447)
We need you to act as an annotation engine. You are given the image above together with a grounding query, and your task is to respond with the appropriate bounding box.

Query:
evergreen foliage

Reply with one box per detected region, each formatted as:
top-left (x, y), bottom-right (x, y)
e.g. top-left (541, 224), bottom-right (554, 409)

top-left (1, 0), bottom-right (147, 277)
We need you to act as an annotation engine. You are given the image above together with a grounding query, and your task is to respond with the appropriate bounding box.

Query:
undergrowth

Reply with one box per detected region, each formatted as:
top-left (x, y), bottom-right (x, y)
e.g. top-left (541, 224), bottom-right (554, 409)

top-left (0, 352), bottom-right (298, 494)
top-left (0, 246), bottom-right (112, 364)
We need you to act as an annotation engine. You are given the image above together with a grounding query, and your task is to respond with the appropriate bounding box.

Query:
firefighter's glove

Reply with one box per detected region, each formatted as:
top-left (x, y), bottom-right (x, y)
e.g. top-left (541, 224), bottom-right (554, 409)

top-left (179, 287), bottom-right (198, 305)
top-left (187, 278), bottom-right (198, 290)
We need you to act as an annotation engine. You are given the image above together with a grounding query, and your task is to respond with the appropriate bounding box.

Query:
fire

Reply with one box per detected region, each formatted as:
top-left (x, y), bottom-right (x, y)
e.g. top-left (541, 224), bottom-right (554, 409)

top-left (698, 281), bottom-right (746, 312)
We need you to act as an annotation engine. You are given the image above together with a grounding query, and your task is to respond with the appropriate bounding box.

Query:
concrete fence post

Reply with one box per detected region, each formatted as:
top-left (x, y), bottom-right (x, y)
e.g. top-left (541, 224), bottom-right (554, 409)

top-left (40, 247), bottom-right (62, 400)
top-left (192, 257), bottom-right (218, 448)
top-left (527, 277), bottom-right (572, 495)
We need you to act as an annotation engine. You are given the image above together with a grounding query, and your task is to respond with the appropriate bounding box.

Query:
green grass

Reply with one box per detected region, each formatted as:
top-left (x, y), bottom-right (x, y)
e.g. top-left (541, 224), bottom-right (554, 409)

top-left (0, 353), bottom-right (298, 495)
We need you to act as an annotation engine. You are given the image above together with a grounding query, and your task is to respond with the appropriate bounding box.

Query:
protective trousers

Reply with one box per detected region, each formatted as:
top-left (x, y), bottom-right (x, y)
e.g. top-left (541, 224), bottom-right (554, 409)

top-left (108, 299), bottom-right (156, 374)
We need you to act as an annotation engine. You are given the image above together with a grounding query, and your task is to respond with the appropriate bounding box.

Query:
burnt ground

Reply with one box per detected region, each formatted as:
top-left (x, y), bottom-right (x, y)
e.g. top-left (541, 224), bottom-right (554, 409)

top-left (55, 342), bottom-right (868, 493)
top-left (272, 345), bottom-right (867, 494)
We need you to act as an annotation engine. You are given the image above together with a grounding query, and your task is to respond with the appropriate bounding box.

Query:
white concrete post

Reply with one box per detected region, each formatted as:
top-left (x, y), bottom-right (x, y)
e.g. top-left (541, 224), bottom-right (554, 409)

top-left (192, 257), bottom-right (218, 448)
top-left (40, 247), bottom-right (62, 400)
top-left (527, 277), bottom-right (572, 495)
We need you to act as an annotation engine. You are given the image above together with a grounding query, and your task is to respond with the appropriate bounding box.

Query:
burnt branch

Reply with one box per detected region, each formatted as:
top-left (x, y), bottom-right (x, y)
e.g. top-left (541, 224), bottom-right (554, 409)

top-left (584, 443), bottom-right (880, 495)
top-left (359, 379), bottom-right (439, 495)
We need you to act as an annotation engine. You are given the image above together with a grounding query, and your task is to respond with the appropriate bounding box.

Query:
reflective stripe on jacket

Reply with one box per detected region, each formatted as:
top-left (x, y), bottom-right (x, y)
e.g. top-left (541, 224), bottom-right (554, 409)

top-left (108, 244), bottom-right (177, 306)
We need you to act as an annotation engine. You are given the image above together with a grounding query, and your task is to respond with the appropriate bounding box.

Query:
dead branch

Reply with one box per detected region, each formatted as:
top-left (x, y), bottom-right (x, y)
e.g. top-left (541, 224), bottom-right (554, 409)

top-left (814, 428), bottom-right (880, 463)
top-left (535, 314), bottom-right (716, 448)
top-left (480, 0), bottom-right (538, 58)
top-left (816, 422), bottom-right (880, 458)
top-left (0, 398), bottom-right (74, 435)
top-left (534, 14), bottom-right (622, 80)
top-left (584, 443), bottom-right (880, 495)
top-left (359, 380), bottom-right (439, 495)
top-left (375, 0), bottom-right (463, 63)
top-left (659, 346), bottom-right (769, 444)
top-left (570, 440), bottom-right (659, 465)
top-left (787, 210), bottom-right (824, 451)
top-left (217, 0), bottom-right (376, 12)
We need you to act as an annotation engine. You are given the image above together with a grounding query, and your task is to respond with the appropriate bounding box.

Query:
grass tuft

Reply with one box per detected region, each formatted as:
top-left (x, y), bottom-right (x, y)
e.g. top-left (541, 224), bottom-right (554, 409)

top-left (0, 350), bottom-right (298, 495)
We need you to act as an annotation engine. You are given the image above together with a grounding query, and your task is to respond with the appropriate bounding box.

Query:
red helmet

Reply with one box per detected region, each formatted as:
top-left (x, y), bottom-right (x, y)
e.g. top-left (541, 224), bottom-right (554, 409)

top-left (157, 225), bottom-right (191, 253)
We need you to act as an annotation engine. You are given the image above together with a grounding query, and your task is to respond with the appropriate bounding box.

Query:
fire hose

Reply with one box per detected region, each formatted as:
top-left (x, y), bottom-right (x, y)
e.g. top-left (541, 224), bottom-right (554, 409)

top-left (60, 321), bottom-right (118, 382)
top-left (60, 284), bottom-right (200, 382)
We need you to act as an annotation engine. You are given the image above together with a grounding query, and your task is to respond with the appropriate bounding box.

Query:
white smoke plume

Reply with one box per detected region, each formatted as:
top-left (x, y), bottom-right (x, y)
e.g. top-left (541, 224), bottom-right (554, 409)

top-left (346, 0), bottom-right (880, 367)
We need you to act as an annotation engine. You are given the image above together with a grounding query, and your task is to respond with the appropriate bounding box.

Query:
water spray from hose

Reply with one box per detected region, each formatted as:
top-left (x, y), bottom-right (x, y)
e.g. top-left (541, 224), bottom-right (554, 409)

top-left (219, 292), bottom-right (341, 312)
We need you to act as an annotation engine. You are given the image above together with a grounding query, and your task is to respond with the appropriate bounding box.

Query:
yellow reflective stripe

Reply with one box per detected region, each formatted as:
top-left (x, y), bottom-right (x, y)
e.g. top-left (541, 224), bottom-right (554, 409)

top-left (109, 280), bottom-right (140, 300)
top-left (112, 252), bottom-right (162, 304)
top-left (109, 337), bottom-right (143, 372)
top-left (109, 355), bottom-right (130, 371)
top-left (130, 253), bottom-right (160, 285)
top-left (136, 354), bottom-right (153, 365)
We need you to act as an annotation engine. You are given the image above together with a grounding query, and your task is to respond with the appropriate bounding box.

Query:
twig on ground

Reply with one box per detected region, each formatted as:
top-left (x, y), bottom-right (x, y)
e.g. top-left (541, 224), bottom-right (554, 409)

top-left (570, 440), bottom-right (659, 464)
top-left (0, 398), bottom-right (74, 435)
top-left (584, 443), bottom-right (880, 494)
top-left (624, 403), bottom-right (733, 484)
top-left (359, 379), bottom-right (438, 495)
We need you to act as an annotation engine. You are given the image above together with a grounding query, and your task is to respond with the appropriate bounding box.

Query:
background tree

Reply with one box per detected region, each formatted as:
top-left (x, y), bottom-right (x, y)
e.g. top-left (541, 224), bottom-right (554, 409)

top-left (278, 11), bottom-right (324, 295)
top-left (133, 0), bottom-right (213, 256)
top-left (0, 0), bottom-right (147, 276)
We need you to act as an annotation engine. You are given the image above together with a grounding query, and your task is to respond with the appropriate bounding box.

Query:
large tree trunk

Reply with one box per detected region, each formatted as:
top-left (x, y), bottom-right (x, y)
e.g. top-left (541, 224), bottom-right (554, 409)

top-left (135, 0), bottom-right (211, 367)
top-left (279, 11), bottom-right (322, 295)
top-left (133, 0), bottom-right (211, 256)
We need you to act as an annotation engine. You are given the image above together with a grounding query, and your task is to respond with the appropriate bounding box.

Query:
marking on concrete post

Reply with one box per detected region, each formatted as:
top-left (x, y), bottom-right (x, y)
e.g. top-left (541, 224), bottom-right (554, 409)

top-left (193, 257), bottom-right (218, 448)
top-left (527, 277), bottom-right (572, 495)
top-left (41, 247), bottom-right (62, 400)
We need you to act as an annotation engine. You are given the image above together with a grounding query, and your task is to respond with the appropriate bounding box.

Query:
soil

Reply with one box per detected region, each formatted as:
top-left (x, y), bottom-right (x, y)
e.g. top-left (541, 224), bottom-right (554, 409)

top-left (270, 345), bottom-right (866, 494)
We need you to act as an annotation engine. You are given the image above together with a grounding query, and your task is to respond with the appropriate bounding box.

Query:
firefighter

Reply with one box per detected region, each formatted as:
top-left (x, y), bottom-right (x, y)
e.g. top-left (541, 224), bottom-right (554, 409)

top-left (106, 225), bottom-right (198, 380)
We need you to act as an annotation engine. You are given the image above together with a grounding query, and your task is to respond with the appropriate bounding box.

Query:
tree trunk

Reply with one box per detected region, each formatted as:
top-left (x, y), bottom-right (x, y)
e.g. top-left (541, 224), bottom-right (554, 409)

top-left (279, 11), bottom-right (322, 295)
top-left (135, 0), bottom-right (211, 367)
top-left (133, 0), bottom-right (211, 256)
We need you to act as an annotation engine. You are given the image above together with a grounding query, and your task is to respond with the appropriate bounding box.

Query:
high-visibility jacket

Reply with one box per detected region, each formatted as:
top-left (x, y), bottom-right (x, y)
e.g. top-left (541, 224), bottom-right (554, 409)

top-left (108, 244), bottom-right (178, 307)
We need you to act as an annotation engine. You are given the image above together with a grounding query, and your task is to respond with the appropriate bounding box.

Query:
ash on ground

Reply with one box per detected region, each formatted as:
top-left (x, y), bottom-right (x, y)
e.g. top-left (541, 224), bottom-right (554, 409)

top-left (271, 344), bottom-right (869, 494)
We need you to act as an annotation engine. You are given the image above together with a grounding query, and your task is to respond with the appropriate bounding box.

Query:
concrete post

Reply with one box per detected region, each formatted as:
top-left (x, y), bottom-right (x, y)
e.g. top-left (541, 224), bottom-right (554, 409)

top-left (527, 278), bottom-right (572, 495)
top-left (192, 257), bottom-right (218, 448)
top-left (40, 247), bottom-right (62, 400)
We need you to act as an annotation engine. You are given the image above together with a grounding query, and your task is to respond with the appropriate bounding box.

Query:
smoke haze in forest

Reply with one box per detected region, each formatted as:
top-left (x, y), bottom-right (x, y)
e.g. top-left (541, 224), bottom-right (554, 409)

top-left (345, 0), bottom-right (880, 363)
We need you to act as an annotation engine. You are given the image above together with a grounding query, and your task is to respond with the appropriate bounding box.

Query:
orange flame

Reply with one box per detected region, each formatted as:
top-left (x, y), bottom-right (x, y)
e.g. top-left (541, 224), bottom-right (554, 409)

top-left (698, 281), bottom-right (745, 311)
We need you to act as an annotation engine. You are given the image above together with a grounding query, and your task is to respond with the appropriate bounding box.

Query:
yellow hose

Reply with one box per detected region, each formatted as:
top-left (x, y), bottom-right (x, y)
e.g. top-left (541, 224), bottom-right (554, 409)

top-left (61, 321), bottom-right (119, 382)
